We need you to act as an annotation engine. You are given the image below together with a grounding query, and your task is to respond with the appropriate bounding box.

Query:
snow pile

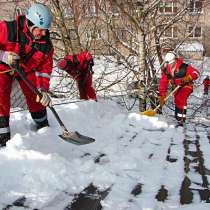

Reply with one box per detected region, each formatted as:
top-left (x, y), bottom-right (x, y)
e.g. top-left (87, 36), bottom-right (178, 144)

top-left (0, 100), bottom-right (208, 210)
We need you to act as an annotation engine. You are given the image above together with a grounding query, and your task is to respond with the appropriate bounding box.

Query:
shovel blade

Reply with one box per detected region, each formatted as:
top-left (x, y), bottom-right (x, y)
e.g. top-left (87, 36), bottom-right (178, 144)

top-left (141, 109), bottom-right (157, 117)
top-left (59, 131), bottom-right (95, 145)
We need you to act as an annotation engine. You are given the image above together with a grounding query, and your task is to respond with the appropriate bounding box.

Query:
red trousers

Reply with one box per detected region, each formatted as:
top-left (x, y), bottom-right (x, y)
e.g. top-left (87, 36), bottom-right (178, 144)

top-left (0, 72), bottom-right (45, 116)
top-left (174, 86), bottom-right (193, 110)
top-left (77, 73), bottom-right (97, 100)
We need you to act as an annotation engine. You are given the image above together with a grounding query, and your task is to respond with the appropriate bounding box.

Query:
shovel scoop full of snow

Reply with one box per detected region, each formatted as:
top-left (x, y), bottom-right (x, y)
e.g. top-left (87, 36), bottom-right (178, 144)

top-left (59, 130), bottom-right (95, 145)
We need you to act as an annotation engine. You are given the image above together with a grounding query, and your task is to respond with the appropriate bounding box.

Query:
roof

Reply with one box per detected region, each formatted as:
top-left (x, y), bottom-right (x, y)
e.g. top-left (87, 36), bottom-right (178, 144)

top-left (177, 42), bottom-right (204, 52)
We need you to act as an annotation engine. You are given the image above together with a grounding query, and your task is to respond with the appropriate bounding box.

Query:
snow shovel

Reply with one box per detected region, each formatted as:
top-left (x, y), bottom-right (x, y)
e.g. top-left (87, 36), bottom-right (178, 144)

top-left (14, 61), bottom-right (95, 145)
top-left (142, 85), bottom-right (180, 117)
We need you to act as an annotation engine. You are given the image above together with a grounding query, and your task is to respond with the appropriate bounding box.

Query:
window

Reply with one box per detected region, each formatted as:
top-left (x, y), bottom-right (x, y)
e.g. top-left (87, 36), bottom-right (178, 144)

top-left (115, 28), bottom-right (133, 42)
top-left (84, 4), bottom-right (97, 17)
top-left (85, 29), bottom-right (102, 40)
top-left (189, 0), bottom-right (203, 13)
top-left (188, 26), bottom-right (202, 37)
top-left (159, 1), bottom-right (177, 14)
top-left (111, 4), bottom-right (120, 16)
top-left (116, 29), bottom-right (128, 41)
top-left (69, 29), bottom-right (77, 40)
top-left (50, 31), bottom-right (61, 39)
top-left (161, 26), bottom-right (178, 38)
top-left (15, 7), bottom-right (27, 16)
top-left (63, 7), bottom-right (73, 18)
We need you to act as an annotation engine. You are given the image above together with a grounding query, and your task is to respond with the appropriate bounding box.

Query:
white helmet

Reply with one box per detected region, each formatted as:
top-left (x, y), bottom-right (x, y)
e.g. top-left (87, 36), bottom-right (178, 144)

top-left (164, 52), bottom-right (176, 64)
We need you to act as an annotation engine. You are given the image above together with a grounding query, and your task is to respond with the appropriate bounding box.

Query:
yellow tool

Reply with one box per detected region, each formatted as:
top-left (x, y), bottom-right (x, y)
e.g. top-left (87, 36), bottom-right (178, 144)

top-left (142, 85), bottom-right (180, 117)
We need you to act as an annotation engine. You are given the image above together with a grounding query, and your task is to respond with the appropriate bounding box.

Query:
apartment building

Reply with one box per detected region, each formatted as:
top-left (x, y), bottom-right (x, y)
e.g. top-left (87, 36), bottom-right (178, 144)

top-left (0, 0), bottom-right (210, 59)
top-left (158, 0), bottom-right (210, 59)
top-left (56, 0), bottom-right (209, 59)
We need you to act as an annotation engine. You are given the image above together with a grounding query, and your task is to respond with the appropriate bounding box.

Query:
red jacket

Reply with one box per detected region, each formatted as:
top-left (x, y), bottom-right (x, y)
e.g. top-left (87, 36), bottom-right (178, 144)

top-left (159, 58), bottom-right (199, 97)
top-left (57, 50), bottom-right (97, 100)
top-left (0, 15), bottom-right (54, 90)
top-left (64, 50), bottom-right (94, 79)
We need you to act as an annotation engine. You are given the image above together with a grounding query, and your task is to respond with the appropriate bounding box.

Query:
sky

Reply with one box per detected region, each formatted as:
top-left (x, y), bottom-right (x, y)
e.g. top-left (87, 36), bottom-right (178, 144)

top-left (0, 96), bottom-right (210, 210)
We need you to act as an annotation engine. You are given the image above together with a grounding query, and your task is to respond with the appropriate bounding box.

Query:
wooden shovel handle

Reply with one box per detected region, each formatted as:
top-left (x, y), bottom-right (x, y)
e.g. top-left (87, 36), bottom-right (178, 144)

top-left (154, 85), bottom-right (180, 112)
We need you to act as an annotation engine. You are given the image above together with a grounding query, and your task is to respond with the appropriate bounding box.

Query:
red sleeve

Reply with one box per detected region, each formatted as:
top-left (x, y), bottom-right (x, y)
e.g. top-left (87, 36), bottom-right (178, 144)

top-left (63, 54), bottom-right (77, 76)
top-left (159, 68), bottom-right (169, 97)
top-left (186, 65), bottom-right (199, 81)
top-left (84, 50), bottom-right (93, 62)
top-left (0, 21), bottom-right (8, 47)
top-left (35, 48), bottom-right (54, 90)
top-left (65, 54), bottom-right (74, 62)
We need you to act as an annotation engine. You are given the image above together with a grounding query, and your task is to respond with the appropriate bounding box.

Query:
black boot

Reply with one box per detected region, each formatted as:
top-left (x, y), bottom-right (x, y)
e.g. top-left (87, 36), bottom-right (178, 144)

top-left (175, 106), bottom-right (186, 127)
top-left (0, 116), bottom-right (10, 147)
top-left (31, 109), bottom-right (49, 130)
top-left (36, 120), bottom-right (49, 130)
top-left (0, 133), bottom-right (11, 147)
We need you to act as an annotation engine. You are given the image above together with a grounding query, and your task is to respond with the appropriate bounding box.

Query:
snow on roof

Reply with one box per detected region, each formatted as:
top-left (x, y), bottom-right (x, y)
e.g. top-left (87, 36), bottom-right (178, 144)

top-left (177, 42), bottom-right (204, 52)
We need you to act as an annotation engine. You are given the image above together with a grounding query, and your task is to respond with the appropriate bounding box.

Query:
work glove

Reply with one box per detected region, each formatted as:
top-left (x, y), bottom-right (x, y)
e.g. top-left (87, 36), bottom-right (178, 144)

top-left (57, 59), bottom-right (68, 70)
top-left (0, 51), bottom-right (20, 67)
top-left (159, 96), bottom-right (166, 107)
top-left (57, 59), bottom-right (75, 72)
top-left (181, 75), bottom-right (192, 86)
top-left (36, 90), bottom-right (52, 107)
top-left (87, 60), bottom-right (94, 74)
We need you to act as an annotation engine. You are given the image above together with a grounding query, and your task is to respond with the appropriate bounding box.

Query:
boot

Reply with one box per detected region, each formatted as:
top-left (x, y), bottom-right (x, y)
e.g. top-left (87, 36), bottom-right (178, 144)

top-left (0, 133), bottom-right (10, 147)
top-left (0, 116), bottom-right (10, 147)
top-left (31, 109), bottom-right (49, 130)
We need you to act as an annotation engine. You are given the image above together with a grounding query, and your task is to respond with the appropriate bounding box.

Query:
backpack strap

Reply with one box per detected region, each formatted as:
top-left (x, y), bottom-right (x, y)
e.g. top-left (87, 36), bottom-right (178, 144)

top-left (162, 67), bottom-right (173, 80)
top-left (73, 54), bottom-right (79, 65)
top-left (174, 63), bottom-right (188, 79)
top-left (17, 16), bottom-right (52, 64)
top-left (162, 63), bottom-right (188, 80)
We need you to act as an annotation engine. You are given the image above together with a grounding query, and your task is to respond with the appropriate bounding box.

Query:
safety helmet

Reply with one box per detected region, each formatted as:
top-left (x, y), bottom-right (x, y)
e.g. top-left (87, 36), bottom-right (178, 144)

top-left (26, 3), bottom-right (52, 29)
top-left (164, 52), bottom-right (176, 64)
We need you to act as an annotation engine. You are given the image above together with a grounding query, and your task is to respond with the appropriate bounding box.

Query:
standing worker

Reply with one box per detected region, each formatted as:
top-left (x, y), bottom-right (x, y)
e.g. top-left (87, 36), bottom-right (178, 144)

top-left (57, 49), bottom-right (97, 101)
top-left (159, 52), bottom-right (199, 125)
top-left (0, 3), bottom-right (54, 147)
top-left (203, 76), bottom-right (210, 95)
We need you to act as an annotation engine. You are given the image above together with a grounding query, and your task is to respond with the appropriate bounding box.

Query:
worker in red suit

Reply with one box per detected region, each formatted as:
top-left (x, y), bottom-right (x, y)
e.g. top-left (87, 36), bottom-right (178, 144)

top-left (159, 52), bottom-right (199, 125)
top-left (0, 3), bottom-right (53, 147)
top-left (57, 50), bottom-right (97, 101)
top-left (203, 76), bottom-right (210, 95)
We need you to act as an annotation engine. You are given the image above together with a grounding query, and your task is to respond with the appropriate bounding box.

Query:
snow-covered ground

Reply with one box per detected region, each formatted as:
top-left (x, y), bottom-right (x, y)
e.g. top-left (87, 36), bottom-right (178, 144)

top-left (0, 98), bottom-right (210, 210)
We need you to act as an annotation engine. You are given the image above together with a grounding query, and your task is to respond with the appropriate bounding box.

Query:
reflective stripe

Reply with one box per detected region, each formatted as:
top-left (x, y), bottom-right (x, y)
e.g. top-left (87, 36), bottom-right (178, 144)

top-left (35, 72), bottom-right (51, 79)
top-left (177, 113), bottom-right (186, 117)
top-left (33, 115), bottom-right (47, 123)
top-left (0, 127), bottom-right (10, 134)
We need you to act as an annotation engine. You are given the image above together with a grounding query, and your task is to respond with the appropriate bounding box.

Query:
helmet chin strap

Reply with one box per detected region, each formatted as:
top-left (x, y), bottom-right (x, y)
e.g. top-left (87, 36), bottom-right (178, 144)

top-left (29, 25), bottom-right (37, 34)
top-left (27, 24), bottom-right (39, 40)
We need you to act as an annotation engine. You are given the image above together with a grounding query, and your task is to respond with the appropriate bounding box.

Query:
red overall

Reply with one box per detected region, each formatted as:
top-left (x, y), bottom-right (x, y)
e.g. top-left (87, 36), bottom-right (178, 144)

top-left (159, 58), bottom-right (199, 122)
top-left (0, 15), bottom-right (54, 145)
top-left (59, 50), bottom-right (97, 100)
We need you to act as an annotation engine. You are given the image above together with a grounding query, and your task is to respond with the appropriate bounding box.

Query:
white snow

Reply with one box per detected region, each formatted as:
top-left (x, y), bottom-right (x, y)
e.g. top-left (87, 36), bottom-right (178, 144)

top-left (0, 99), bottom-right (209, 210)
top-left (178, 42), bottom-right (204, 52)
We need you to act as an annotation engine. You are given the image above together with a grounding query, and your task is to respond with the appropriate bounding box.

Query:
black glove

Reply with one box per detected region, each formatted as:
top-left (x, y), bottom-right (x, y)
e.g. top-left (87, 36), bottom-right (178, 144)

top-left (88, 60), bottom-right (94, 74)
